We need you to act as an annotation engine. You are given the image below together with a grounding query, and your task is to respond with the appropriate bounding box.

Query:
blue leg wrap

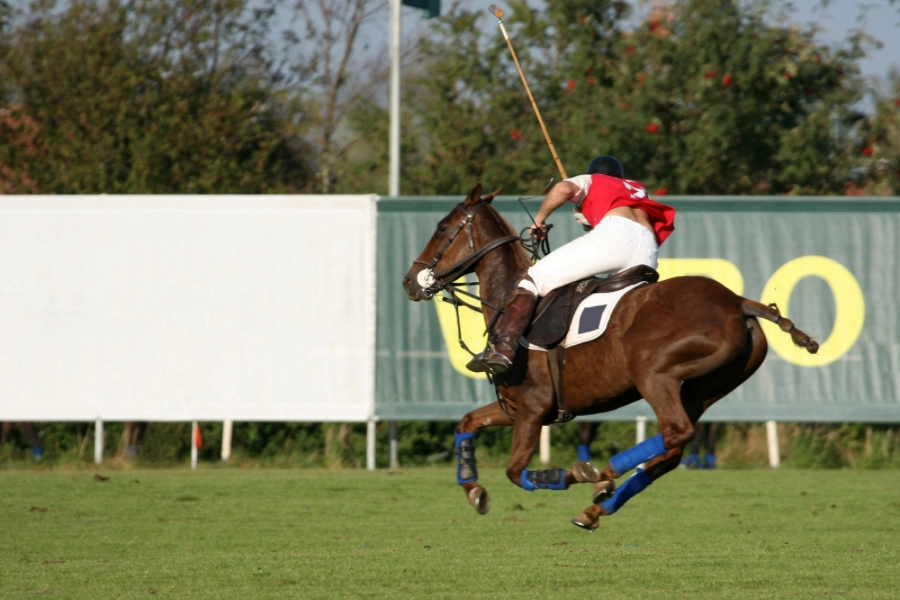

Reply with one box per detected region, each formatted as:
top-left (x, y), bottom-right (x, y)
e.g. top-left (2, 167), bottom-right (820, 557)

top-left (455, 432), bottom-right (477, 484)
top-left (520, 470), bottom-right (535, 492)
top-left (608, 433), bottom-right (666, 476)
top-left (577, 444), bottom-right (591, 463)
top-left (705, 453), bottom-right (717, 469)
top-left (599, 468), bottom-right (652, 515)
top-left (520, 468), bottom-right (568, 491)
top-left (681, 453), bottom-right (701, 469)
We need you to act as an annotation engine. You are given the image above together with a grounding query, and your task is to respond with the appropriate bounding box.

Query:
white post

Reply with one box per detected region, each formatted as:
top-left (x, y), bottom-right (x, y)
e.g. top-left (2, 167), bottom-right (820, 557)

top-left (539, 426), bottom-right (551, 464)
top-left (766, 420), bottom-right (780, 469)
top-left (367, 419), bottom-right (377, 470)
top-left (191, 421), bottom-right (198, 470)
top-left (636, 415), bottom-right (647, 443)
top-left (388, 0), bottom-right (401, 196)
top-left (94, 419), bottom-right (104, 465)
top-left (221, 419), bottom-right (233, 463)
top-left (636, 416), bottom-right (647, 470)
top-left (389, 421), bottom-right (399, 469)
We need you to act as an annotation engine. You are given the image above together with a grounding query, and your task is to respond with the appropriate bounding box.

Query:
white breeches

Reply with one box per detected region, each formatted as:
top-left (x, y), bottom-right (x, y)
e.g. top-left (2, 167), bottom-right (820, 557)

top-left (521, 216), bottom-right (659, 297)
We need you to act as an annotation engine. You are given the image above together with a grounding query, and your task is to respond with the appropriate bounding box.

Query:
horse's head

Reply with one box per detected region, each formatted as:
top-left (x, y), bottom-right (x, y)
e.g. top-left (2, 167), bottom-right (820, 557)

top-left (403, 183), bottom-right (505, 301)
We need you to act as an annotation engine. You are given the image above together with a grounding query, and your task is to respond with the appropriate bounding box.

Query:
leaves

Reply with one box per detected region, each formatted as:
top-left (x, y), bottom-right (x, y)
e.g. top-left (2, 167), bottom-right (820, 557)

top-left (400, 0), bottom-right (873, 195)
top-left (0, 0), bottom-right (893, 196)
top-left (0, 0), bottom-right (309, 194)
top-left (854, 70), bottom-right (900, 194)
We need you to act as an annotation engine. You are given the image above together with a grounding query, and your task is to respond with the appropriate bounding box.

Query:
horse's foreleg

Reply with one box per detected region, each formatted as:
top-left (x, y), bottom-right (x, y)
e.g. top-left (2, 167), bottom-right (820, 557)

top-left (455, 402), bottom-right (513, 515)
top-left (504, 411), bottom-right (585, 492)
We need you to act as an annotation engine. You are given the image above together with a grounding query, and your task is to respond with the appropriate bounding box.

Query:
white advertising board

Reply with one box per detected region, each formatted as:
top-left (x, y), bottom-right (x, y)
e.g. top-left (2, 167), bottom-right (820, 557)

top-left (0, 195), bottom-right (376, 422)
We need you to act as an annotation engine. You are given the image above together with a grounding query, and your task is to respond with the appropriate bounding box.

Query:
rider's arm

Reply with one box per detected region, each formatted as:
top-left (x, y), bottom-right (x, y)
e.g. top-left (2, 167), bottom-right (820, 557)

top-left (533, 181), bottom-right (580, 228)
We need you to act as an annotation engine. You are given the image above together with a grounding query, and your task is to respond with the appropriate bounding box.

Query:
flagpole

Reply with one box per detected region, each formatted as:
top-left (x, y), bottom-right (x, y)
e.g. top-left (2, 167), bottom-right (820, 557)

top-left (389, 0), bottom-right (401, 196)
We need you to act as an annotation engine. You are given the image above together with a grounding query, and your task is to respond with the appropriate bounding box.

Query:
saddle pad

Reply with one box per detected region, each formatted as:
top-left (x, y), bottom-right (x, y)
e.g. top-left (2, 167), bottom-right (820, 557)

top-left (524, 281), bottom-right (646, 351)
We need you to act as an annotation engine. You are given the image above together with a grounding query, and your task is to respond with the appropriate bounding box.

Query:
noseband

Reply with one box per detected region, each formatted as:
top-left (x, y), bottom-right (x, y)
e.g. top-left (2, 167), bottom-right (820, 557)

top-left (413, 201), bottom-right (520, 297)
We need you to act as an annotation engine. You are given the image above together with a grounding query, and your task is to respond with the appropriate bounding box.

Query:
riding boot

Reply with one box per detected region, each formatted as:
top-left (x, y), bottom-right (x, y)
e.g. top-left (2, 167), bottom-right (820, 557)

top-left (466, 291), bottom-right (537, 374)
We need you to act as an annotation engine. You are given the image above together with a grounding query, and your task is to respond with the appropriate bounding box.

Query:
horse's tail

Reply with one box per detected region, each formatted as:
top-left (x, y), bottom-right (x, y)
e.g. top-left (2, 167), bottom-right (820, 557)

top-left (741, 300), bottom-right (819, 354)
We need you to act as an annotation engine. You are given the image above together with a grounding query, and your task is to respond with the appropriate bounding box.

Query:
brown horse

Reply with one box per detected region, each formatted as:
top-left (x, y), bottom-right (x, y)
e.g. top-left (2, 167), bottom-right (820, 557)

top-left (402, 184), bottom-right (818, 531)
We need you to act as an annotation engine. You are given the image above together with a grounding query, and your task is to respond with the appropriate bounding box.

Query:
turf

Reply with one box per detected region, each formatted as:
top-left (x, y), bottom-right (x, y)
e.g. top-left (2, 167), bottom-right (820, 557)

top-left (1, 467), bottom-right (898, 599)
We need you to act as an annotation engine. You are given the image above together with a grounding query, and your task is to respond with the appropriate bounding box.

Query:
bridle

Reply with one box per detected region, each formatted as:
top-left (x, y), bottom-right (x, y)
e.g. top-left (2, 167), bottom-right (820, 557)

top-left (412, 200), bottom-right (519, 355)
top-left (413, 200), bottom-right (519, 299)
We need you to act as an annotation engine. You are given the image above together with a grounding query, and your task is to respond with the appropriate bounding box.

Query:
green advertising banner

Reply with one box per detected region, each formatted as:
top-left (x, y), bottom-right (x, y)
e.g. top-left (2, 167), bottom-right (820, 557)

top-left (376, 196), bottom-right (900, 423)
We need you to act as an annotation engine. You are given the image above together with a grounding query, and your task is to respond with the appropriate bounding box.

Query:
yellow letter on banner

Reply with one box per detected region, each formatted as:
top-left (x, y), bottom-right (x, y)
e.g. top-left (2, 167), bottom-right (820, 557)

top-left (759, 256), bottom-right (865, 367)
top-left (657, 258), bottom-right (745, 295)
top-left (434, 278), bottom-right (489, 378)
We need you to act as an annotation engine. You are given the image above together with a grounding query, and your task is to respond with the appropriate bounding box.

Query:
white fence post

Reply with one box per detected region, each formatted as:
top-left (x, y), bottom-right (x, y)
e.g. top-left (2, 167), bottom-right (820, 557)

top-left (94, 419), bottom-right (104, 465)
top-left (367, 419), bottom-right (377, 470)
top-left (636, 416), bottom-right (647, 470)
top-left (766, 420), bottom-right (780, 469)
top-left (539, 426), bottom-right (551, 464)
top-left (221, 420), bottom-right (233, 462)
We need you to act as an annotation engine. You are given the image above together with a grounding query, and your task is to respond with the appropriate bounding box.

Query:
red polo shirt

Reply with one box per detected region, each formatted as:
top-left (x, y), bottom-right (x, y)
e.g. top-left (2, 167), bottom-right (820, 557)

top-left (573, 174), bottom-right (675, 245)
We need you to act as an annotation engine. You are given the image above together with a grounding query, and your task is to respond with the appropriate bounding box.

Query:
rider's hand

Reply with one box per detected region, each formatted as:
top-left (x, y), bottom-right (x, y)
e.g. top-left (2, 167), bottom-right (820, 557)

top-left (529, 223), bottom-right (550, 242)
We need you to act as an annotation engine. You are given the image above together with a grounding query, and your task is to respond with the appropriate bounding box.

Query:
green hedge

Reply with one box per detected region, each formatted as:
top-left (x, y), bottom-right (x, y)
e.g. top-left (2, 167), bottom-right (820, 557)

top-left (2, 421), bottom-right (899, 470)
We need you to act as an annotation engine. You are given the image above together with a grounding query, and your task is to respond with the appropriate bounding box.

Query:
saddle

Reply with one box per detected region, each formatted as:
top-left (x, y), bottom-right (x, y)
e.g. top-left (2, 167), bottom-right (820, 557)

top-left (527, 264), bottom-right (659, 347)
top-left (520, 265), bottom-right (659, 424)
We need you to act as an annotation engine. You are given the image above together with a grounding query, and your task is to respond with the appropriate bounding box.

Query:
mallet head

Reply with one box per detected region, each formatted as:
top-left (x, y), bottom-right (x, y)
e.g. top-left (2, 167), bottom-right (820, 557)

top-left (488, 4), bottom-right (504, 18)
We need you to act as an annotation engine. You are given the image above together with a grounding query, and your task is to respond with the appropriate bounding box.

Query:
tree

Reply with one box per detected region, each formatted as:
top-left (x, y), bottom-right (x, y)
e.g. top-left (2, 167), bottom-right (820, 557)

top-left (397, 0), bottom-right (873, 196)
top-left (854, 71), bottom-right (900, 195)
top-left (0, 0), bottom-right (309, 194)
top-left (570, 0), bottom-right (870, 194)
top-left (389, 0), bottom-right (631, 195)
top-left (285, 0), bottom-right (389, 193)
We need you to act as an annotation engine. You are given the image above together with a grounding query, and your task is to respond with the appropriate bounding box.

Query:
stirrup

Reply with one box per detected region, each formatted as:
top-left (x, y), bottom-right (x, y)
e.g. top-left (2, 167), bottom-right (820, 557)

top-left (465, 351), bottom-right (492, 373)
top-left (484, 352), bottom-right (513, 374)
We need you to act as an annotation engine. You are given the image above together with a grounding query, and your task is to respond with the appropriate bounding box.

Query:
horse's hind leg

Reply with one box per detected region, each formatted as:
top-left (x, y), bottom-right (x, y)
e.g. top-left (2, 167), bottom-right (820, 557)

top-left (455, 402), bottom-right (513, 515)
top-left (572, 376), bottom-right (693, 531)
top-left (573, 321), bottom-right (769, 531)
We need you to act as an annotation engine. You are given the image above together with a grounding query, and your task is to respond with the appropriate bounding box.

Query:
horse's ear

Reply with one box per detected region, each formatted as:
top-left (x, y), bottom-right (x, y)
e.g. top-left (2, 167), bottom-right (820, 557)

top-left (481, 188), bottom-right (502, 204)
top-left (463, 183), bottom-right (483, 208)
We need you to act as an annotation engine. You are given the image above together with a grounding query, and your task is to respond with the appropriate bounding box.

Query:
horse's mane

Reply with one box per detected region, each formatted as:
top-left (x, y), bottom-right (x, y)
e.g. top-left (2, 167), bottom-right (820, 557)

top-left (480, 201), bottom-right (531, 265)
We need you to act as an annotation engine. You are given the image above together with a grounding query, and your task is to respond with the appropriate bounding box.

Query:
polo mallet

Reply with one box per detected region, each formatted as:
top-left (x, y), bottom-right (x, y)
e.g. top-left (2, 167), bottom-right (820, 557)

top-left (488, 4), bottom-right (567, 180)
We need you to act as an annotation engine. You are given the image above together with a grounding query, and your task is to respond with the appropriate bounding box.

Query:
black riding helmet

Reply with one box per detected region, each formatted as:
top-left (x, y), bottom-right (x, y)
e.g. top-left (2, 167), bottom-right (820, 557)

top-left (585, 156), bottom-right (625, 178)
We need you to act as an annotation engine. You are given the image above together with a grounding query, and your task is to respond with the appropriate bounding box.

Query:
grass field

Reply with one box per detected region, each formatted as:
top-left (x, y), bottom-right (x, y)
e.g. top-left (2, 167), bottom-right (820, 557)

top-left (1, 466), bottom-right (898, 599)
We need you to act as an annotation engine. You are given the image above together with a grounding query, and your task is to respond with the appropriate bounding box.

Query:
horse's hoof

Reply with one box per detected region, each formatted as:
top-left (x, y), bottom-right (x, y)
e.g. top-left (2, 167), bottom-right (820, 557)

top-left (468, 485), bottom-right (491, 515)
top-left (571, 461), bottom-right (600, 483)
top-left (570, 511), bottom-right (599, 532)
top-left (592, 479), bottom-right (615, 504)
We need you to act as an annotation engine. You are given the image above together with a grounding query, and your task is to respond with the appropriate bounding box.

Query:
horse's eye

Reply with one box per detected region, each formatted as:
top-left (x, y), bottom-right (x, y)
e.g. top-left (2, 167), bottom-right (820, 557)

top-left (437, 224), bottom-right (448, 233)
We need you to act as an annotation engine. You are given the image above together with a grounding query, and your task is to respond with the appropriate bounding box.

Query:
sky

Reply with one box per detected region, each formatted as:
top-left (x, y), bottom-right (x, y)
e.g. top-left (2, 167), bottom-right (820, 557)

top-left (786, 0), bottom-right (900, 84)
